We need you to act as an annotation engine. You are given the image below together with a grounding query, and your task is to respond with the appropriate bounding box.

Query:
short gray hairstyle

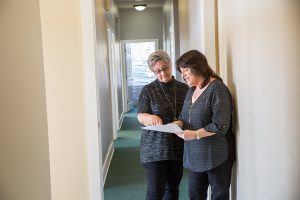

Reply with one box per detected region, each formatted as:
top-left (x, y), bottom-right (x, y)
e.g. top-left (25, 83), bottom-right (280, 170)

top-left (147, 50), bottom-right (171, 71)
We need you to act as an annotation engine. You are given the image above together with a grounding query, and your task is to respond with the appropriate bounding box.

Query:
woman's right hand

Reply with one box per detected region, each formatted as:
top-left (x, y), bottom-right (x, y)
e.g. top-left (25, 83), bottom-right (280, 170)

top-left (137, 113), bottom-right (162, 126)
top-left (176, 130), bottom-right (197, 140)
top-left (146, 115), bottom-right (163, 126)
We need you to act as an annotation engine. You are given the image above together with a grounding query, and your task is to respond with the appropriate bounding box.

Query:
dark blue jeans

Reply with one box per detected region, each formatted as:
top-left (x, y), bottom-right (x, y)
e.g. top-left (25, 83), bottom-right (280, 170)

top-left (143, 160), bottom-right (183, 200)
top-left (188, 159), bottom-right (234, 200)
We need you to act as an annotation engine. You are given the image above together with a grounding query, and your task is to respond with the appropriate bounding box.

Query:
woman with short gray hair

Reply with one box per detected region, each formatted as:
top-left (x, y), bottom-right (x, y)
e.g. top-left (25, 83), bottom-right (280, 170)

top-left (147, 50), bottom-right (171, 71)
top-left (137, 50), bottom-right (188, 200)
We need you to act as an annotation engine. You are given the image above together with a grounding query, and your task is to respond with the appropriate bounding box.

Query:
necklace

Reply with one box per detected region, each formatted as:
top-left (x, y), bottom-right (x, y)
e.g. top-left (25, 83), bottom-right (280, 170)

top-left (157, 81), bottom-right (177, 121)
top-left (192, 88), bottom-right (201, 102)
top-left (189, 79), bottom-right (214, 122)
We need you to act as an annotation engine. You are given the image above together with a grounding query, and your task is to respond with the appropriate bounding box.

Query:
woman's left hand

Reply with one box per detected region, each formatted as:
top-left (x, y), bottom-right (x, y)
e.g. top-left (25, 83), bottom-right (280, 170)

top-left (175, 130), bottom-right (196, 140)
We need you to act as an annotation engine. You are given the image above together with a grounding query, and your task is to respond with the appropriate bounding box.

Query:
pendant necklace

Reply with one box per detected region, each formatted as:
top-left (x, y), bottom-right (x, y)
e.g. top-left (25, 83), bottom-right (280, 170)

top-left (157, 81), bottom-right (177, 121)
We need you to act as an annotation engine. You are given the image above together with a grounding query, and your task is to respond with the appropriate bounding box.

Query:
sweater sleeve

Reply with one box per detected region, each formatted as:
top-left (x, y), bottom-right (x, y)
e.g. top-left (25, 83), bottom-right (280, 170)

top-left (137, 86), bottom-right (152, 114)
top-left (204, 84), bottom-right (233, 135)
top-left (178, 88), bottom-right (192, 121)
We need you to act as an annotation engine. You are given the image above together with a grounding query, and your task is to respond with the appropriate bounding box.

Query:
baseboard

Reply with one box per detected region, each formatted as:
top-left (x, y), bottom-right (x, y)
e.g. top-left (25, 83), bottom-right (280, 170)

top-left (102, 141), bottom-right (114, 184)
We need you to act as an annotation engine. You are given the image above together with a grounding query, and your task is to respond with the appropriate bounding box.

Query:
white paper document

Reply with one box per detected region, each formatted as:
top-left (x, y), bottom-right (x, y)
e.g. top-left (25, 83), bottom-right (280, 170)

top-left (141, 123), bottom-right (183, 133)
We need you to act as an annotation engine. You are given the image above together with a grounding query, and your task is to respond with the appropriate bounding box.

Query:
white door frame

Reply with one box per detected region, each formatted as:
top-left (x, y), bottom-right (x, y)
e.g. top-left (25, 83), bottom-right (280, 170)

top-left (81, 0), bottom-right (103, 199)
top-left (107, 23), bottom-right (119, 139)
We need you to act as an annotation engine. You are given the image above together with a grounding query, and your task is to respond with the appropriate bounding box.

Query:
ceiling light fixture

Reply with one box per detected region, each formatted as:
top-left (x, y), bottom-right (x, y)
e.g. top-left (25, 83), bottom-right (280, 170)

top-left (133, 4), bottom-right (147, 11)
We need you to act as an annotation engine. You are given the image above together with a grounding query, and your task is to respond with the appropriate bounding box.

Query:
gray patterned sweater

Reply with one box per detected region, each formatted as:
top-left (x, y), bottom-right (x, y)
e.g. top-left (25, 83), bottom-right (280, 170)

top-left (137, 78), bottom-right (188, 164)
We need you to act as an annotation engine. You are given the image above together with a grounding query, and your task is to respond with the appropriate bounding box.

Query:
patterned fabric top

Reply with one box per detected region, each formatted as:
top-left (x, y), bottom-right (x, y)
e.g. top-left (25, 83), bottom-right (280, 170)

top-left (180, 79), bottom-right (235, 172)
top-left (137, 78), bottom-right (189, 164)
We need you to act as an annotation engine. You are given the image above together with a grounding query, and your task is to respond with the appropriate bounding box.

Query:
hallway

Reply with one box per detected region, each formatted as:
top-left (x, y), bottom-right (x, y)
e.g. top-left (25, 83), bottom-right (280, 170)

top-left (104, 109), bottom-right (189, 200)
top-left (104, 109), bottom-right (145, 199)
top-left (1, 1), bottom-right (300, 200)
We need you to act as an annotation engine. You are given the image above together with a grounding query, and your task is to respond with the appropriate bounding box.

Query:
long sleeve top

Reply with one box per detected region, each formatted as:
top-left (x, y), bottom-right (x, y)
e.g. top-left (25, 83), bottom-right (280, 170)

top-left (180, 79), bottom-right (235, 172)
top-left (138, 78), bottom-right (188, 164)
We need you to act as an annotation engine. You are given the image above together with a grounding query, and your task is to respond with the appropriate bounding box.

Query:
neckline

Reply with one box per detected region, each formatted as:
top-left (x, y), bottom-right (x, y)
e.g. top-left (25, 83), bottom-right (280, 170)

top-left (191, 79), bottom-right (217, 104)
top-left (156, 76), bottom-right (175, 86)
top-left (156, 79), bottom-right (178, 121)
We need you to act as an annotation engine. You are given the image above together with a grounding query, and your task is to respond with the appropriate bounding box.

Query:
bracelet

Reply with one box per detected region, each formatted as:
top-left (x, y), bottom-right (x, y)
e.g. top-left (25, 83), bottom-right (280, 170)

top-left (195, 130), bottom-right (201, 140)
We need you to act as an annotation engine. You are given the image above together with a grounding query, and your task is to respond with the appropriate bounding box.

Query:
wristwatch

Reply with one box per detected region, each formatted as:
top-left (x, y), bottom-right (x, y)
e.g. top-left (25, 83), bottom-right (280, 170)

top-left (195, 130), bottom-right (201, 140)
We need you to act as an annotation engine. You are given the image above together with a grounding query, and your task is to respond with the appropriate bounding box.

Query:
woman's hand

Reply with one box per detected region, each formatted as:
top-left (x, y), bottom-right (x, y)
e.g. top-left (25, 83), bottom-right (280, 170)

top-left (176, 128), bottom-right (216, 140)
top-left (147, 115), bottom-right (163, 126)
top-left (171, 120), bottom-right (183, 128)
top-left (176, 130), bottom-right (196, 140)
top-left (137, 113), bottom-right (163, 126)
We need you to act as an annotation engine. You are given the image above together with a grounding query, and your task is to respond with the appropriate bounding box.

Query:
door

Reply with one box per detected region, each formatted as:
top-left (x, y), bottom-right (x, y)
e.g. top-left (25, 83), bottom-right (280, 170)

top-left (107, 25), bottom-right (119, 138)
top-left (122, 39), bottom-right (158, 111)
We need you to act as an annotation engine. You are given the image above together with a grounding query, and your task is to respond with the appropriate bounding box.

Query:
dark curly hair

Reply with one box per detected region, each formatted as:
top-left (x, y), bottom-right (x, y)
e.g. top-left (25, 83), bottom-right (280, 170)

top-left (176, 50), bottom-right (222, 88)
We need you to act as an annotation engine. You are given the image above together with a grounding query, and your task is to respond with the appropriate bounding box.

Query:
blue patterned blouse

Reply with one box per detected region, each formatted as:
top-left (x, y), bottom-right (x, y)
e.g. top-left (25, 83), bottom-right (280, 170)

top-left (180, 79), bottom-right (235, 172)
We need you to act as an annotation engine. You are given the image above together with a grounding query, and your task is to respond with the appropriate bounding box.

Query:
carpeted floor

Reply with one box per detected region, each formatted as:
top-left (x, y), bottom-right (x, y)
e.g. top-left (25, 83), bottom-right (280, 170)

top-left (104, 109), bottom-right (189, 200)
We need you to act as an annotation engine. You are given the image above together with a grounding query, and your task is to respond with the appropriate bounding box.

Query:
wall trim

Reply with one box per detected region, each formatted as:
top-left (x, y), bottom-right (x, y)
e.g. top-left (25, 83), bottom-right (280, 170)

top-left (214, 0), bottom-right (220, 74)
top-left (102, 141), bottom-right (114, 184)
top-left (80, 0), bottom-right (103, 199)
top-left (118, 111), bottom-right (125, 131)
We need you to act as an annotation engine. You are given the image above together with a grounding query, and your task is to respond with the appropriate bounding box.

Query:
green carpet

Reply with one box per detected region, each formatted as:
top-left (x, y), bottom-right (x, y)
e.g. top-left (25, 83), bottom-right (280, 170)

top-left (104, 109), bottom-right (189, 200)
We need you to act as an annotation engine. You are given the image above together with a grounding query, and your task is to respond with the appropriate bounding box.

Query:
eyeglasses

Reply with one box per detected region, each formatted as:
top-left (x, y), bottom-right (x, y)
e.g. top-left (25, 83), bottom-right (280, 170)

top-left (153, 66), bottom-right (171, 74)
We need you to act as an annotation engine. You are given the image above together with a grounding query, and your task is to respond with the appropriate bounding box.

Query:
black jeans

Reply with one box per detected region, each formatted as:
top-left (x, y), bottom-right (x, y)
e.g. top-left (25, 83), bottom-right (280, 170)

top-left (143, 160), bottom-right (183, 200)
top-left (188, 159), bottom-right (234, 200)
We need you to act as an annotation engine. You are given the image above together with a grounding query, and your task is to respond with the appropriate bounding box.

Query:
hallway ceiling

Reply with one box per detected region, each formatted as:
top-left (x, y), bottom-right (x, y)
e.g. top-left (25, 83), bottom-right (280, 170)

top-left (115, 0), bottom-right (164, 9)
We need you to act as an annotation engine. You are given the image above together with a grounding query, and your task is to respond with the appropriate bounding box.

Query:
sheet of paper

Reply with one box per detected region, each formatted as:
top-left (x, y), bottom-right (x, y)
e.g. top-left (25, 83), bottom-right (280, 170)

top-left (141, 123), bottom-right (183, 133)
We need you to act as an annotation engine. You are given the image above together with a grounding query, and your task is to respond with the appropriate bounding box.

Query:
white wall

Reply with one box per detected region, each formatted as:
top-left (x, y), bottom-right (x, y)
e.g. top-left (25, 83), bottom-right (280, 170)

top-left (178, 0), bottom-right (218, 71)
top-left (163, 0), bottom-right (172, 54)
top-left (0, 0), bottom-right (51, 200)
top-left (1, 0), bottom-right (117, 199)
top-left (217, 1), bottom-right (300, 200)
top-left (203, 0), bottom-right (219, 71)
top-left (39, 0), bottom-right (93, 199)
top-left (178, 0), bottom-right (203, 54)
top-left (94, 0), bottom-right (115, 178)
top-left (119, 7), bottom-right (164, 49)
top-left (111, 5), bottom-right (124, 122)
top-left (178, 0), bottom-right (300, 199)
top-left (40, 0), bottom-right (101, 200)
top-left (163, 0), bottom-right (177, 67)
